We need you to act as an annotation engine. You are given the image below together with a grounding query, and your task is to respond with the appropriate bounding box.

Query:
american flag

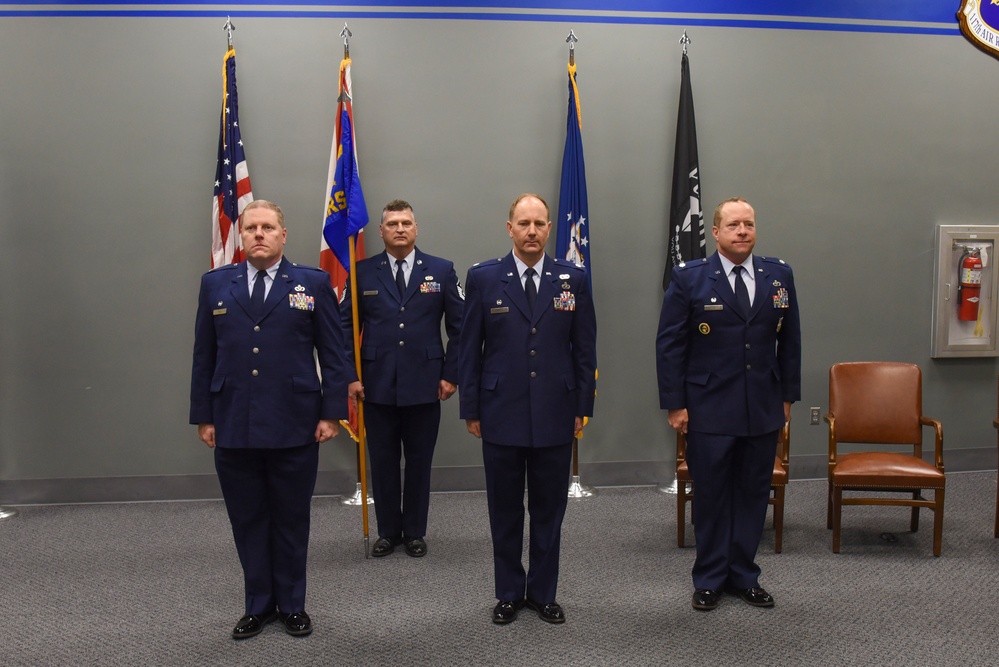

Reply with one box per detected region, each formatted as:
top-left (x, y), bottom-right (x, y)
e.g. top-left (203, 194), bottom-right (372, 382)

top-left (211, 47), bottom-right (253, 268)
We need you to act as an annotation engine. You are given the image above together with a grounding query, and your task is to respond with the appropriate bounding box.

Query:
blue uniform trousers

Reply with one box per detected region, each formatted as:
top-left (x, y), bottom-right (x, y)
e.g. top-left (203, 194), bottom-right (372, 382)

top-left (364, 400), bottom-right (441, 539)
top-left (214, 443), bottom-right (319, 616)
top-left (684, 430), bottom-right (778, 591)
top-left (482, 440), bottom-right (572, 604)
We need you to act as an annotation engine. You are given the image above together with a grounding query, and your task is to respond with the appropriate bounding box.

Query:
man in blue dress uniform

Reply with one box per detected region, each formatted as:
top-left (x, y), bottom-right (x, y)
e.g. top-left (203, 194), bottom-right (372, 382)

top-left (656, 197), bottom-right (800, 611)
top-left (190, 200), bottom-right (348, 639)
top-left (341, 199), bottom-right (463, 558)
top-left (459, 193), bottom-right (597, 625)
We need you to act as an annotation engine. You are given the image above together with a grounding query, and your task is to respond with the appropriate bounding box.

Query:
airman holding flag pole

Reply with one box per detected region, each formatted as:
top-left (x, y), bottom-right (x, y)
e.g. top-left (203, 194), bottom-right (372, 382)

top-left (321, 23), bottom-right (372, 557)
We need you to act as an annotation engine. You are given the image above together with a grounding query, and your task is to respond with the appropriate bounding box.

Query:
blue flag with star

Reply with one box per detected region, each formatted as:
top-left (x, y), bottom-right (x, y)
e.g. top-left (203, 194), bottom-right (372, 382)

top-left (555, 63), bottom-right (591, 288)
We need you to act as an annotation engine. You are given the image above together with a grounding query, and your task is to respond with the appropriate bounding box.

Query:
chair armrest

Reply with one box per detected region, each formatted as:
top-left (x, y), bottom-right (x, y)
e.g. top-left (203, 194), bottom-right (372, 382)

top-left (824, 413), bottom-right (837, 466)
top-left (676, 430), bottom-right (687, 465)
top-left (920, 416), bottom-right (944, 471)
top-left (993, 418), bottom-right (999, 430)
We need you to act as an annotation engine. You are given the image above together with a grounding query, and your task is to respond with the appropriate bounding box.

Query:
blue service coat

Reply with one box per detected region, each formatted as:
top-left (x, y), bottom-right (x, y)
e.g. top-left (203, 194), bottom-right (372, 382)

top-left (341, 249), bottom-right (463, 405)
top-left (459, 253), bottom-right (597, 447)
top-left (656, 252), bottom-right (801, 436)
top-left (190, 257), bottom-right (348, 446)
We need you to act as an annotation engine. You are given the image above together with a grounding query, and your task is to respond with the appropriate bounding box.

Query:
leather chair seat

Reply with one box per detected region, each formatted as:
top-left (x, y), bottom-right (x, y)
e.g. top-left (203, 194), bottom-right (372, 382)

top-left (833, 452), bottom-right (945, 488)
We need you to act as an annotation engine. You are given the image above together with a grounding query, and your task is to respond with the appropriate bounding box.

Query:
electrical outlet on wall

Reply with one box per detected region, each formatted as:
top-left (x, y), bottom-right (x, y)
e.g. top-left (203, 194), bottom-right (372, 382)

top-left (810, 407), bottom-right (821, 425)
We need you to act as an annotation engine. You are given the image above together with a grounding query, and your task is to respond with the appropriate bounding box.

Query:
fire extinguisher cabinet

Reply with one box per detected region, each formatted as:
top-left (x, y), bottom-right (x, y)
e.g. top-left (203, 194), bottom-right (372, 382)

top-left (932, 225), bottom-right (999, 358)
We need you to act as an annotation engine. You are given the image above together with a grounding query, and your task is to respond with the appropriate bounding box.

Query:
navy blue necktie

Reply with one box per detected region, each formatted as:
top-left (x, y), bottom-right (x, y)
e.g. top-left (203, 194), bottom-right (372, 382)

top-left (733, 265), bottom-right (751, 317)
top-left (395, 259), bottom-right (406, 298)
top-left (251, 269), bottom-right (267, 316)
top-left (524, 267), bottom-right (537, 311)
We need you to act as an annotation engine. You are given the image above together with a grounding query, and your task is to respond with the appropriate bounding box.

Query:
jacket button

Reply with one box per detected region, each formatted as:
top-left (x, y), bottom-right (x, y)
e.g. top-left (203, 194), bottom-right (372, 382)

top-left (399, 341), bottom-right (405, 347)
top-left (530, 350), bottom-right (536, 356)
top-left (745, 343), bottom-right (751, 350)
top-left (253, 326), bottom-right (260, 332)
top-left (252, 370), bottom-right (259, 376)
top-left (745, 365), bottom-right (751, 370)
top-left (531, 328), bottom-right (537, 335)
top-left (399, 323), bottom-right (405, 329)
top-left (252, 347), bottom-right (259, 354)
top-left (530, 371), bottom-right (537, 378)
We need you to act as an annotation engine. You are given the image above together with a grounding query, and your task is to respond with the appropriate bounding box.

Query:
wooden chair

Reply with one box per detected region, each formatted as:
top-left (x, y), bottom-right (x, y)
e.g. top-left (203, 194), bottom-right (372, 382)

top-left (675, 422), bottom-right (790, 553)
top-left (825, 362), bottom-right (945, 556)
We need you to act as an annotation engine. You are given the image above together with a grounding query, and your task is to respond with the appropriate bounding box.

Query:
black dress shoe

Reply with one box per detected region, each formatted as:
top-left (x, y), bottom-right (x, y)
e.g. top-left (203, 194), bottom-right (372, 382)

top-left (525, 599), bottom-right (566, 624)
top-left (231, 611), bottom-right (278, 639)
top-left (492, 599), bottom-right (525, 624)
top-left (281, 611), bottom-right (313, 637)
top-left (729, 586), bottom-right (775, 607)
top-left (691, 588), bottom-right (722, 610)
top-left (404, 537), bottom-right (427, 558)
top-left (372, 536), bottom-right (401, 557)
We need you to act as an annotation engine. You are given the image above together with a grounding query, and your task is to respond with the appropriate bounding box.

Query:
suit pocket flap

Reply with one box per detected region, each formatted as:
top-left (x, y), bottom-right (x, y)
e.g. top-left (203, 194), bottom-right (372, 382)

top-left (292, 373), bottom-right (321, 392)
top-left (426, 345), bottom-right (445, 360)
top-left (562, 373), bottom-right (577, 391)
top-left (687, 371), bottom-right (711, 387)
top-left (480, 373), bottom-right (499, 390)
top-left (210, 374), bottom-right (225, 393)
top-left (361, 346), bottom-right (378, 361)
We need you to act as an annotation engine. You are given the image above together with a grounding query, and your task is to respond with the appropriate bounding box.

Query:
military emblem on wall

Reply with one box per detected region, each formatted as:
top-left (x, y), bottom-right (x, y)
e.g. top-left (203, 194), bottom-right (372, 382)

top-left (958, 1), bottom-right (999, 61)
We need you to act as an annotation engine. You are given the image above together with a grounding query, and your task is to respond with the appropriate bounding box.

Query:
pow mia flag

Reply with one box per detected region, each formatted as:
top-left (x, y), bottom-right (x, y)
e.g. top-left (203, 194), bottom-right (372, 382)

top-left (663, 51), bottom-right (705, 291)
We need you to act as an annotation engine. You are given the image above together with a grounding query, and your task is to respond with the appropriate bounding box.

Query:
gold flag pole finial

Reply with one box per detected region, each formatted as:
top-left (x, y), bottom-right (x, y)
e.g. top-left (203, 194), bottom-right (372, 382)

top-left (565, 29), bottom-right (578, 66)
top-left (222, 16), bottom-right (235, 49)
top-left (341, 23), bottom-right (352, 59)
top-left (679, 29), bottom-right (691, 55)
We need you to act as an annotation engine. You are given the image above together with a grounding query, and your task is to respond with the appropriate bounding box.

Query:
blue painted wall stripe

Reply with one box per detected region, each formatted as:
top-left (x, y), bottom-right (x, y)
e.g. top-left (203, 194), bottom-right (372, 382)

top-left (0, 2), bottom-right (960, 36)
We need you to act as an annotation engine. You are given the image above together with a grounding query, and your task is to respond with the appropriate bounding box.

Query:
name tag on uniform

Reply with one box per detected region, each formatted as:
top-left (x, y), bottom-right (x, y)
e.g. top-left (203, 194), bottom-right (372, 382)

top-left (363, 290), bottom-right (379, 296)
top-left (704, 304), bottom-right (723, 311)
top-left (289, 293), bottom-right (315, 311)
top-left (490, 307), bottom-right (509, 314)
top-left (213, 308), bottom-right (227, 316)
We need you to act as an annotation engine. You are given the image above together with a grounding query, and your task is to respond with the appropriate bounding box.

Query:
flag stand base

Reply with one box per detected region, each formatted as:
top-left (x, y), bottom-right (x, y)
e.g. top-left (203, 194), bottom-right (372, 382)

top-left (340, 482), bottom-right (373, 506)
top-left (567, 475), bottom-right (597, 499)
top-left (657, 475), bottom-right (680, 495)
top-left (0, 506), bottom-right (18, 520)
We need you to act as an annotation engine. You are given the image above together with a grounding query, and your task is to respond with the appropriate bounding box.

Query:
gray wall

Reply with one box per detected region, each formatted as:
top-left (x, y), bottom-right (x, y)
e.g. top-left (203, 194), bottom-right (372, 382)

top-left (2, 13), bottom-right (998, 501)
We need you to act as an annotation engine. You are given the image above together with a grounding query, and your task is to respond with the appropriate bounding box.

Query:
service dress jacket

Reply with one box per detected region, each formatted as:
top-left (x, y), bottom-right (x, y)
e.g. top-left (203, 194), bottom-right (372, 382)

top-left (341, 249), bottom-right (463, 406)
top-left (459, 252), bottom-right (597, 447)
top-left (656, 252), bottom-right (801, 437)
top-left (190, 257), bottom-right (348, 448)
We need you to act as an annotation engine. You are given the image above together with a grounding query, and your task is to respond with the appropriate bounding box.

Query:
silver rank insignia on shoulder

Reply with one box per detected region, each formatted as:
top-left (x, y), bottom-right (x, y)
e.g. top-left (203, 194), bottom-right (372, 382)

top-left (496, 299), bottom-right (503, 305)
top-left (710, 297), bottom-right (717, 303)
top-left (417, 259), bottom-right (423, 265)
top-left (507, 272), bottom-right (514, 277)
top-left (218, 301), bottom-right (223, 307)
top-left (559, 273), bottom-right (570, 279)
top-left (294, 285), bottom-right (306, 292)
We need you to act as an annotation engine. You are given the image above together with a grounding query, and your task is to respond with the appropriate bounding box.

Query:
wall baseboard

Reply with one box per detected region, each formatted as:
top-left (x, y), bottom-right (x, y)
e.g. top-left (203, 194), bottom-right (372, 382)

top-left (2, 448), bottom-right (995, 505)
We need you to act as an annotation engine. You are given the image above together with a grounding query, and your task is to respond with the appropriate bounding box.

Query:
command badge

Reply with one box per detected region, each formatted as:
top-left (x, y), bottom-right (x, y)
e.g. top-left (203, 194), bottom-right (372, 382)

top-left (698, 323), bottom-right (710, 335)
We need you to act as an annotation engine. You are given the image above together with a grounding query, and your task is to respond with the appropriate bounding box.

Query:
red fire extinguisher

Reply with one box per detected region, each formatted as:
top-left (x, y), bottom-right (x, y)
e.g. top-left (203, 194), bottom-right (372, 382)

top-left (957, 248), bottom-right (983, 321)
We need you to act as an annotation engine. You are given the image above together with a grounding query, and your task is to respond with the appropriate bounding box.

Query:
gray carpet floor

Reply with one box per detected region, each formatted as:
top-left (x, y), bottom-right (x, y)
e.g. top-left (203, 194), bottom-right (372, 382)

top-left (1, 472), bottom-right (998, 666)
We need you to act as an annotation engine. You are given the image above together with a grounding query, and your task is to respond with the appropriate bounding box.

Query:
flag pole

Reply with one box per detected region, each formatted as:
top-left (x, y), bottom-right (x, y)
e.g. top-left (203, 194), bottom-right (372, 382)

top-left (659, 29), bottom-right (695, 496)
top-left (561, 29), bottom-right (596, 500)
top-left (340, 23), bottom-right (370, 558)
top-left (348, 233), bottom-right (371, 558)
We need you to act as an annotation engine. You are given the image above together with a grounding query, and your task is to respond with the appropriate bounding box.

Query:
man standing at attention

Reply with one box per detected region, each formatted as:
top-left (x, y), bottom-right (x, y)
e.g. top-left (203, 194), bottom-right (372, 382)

top-left (341, 199), bottom-right (463, 558)
top-left (459, 193), bottom-right (597, 625)
top-left (190, 200), bottom-right (347, 639)
top-left (656, 197), bottom-right (800, 611)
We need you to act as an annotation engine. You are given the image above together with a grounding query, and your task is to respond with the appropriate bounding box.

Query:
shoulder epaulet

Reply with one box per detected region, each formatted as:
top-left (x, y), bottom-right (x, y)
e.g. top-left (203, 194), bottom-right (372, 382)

top-left (760, 256), bottom-right (791, 269)
top-left (469, 257), bottom-right (503, 271)
top-left (207, 263), bottom-right (238, 274)
top-left (289, 262), bottom-right (325, 274)
top-left (676, 258), bottom-right (709, 272)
